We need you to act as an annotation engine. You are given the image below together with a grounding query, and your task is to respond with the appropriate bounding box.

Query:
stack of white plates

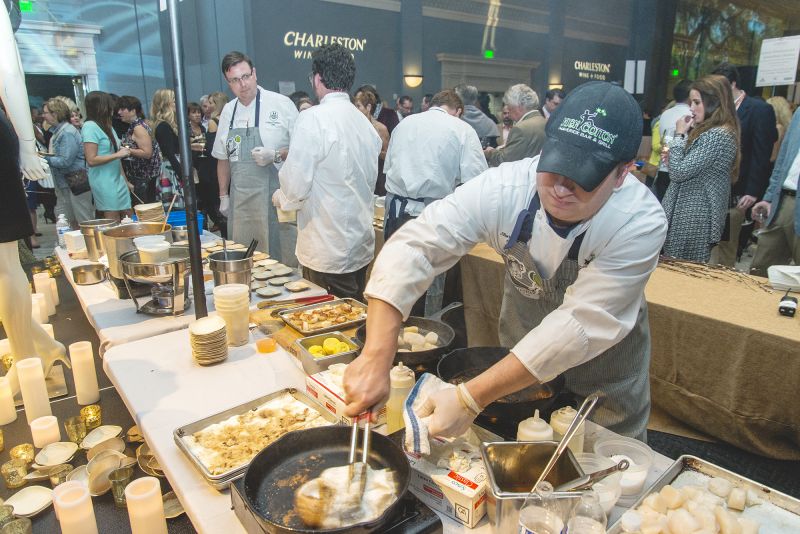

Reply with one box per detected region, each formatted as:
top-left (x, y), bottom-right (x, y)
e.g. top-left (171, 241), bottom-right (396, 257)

top-left (189, 316), bottom-right (228, 365)
top-left (134, 202), bottom-right (166, 223)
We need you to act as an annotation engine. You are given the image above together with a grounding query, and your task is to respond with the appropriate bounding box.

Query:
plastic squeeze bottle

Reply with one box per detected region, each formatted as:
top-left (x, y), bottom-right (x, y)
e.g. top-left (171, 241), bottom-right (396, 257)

top-left (550, 405), bottom-right (585, 454)
top-left (518, 481), bottom-right (565, 534)
top-left (517, 409), bottom-right (554, 442)
top-left (386, 362), bottom-right (415, 433)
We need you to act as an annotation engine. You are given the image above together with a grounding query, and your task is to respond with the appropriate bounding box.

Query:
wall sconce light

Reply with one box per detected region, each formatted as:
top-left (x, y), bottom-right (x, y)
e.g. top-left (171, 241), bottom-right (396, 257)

top-left (404, 75), bottom-right (424, 88)
top-left (548, 83), bottom-right (564, 90)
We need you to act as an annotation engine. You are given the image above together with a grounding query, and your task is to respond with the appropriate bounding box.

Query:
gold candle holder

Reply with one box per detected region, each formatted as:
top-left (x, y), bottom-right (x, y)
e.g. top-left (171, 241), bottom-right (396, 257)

top-left (0, 428), bottom-right (4, 453)
top-left (48, 264), bottom-right (63, 277)
top-left (30, 266), bottom-right (44, 275)
top-left (80, 405), bottom-right (102, 430)
top-left (43, 257), bottom-right (57, 267)
top-left (1, 459), bottom-right (27, 489)
top-left (64, 416), bottom-right (87, 444)
top-left (0, 353), bottom-right (11, 373)
top-left (48, 464), bottom-right (73, 488)
top-left (9, 443), bottom-right (34, 464)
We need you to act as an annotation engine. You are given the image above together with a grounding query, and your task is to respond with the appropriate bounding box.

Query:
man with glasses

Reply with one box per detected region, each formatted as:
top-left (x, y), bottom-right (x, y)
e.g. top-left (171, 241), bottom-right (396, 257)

top-left (273, 44), bottom-right (381, 300)
top-left (211, 51), bottom-right (298, 262)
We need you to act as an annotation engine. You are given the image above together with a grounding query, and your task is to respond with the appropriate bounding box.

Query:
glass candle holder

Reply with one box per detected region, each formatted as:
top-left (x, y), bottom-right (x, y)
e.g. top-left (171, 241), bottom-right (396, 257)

top-left (79, 405), bottom-right (102, 431)
top-left (109, 466), bottom-right (135, 507)
top-left (1, 459), bottom-right (28, 489)
top-left (43, 257), bottom-right (57, 267)
top-left (1, 517), bottom-right (32, 534)
top-left (30, 266), bottom-right (44, 275)
top-left (9, 443), bottom-right (34, 464)
top-left (49, 264), bottom-right (63, 277)
top-left (0, 505), bottom-right (14, 527)
top-left (49, 464), bottom-right (73, 488)
top-left (1, 353), bottom-right (14, 373)
top-left (0, 428), bottom-right (4, 453)
top-left (64, 416), bottom-right (87, 444)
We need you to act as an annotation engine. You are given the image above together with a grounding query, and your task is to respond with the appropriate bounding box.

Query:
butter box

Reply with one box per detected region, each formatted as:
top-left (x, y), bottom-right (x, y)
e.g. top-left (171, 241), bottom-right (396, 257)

top-left (304, 367), bottom-right (387, 426)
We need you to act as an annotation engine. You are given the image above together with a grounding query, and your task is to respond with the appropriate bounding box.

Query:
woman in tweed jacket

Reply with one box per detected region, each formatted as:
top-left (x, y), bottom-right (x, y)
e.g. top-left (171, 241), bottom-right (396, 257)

top-left (662, 75), bottom-right (740, 262)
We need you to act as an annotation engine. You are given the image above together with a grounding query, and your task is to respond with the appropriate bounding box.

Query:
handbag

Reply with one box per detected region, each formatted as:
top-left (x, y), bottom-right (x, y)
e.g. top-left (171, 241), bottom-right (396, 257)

top-left (65, 167), bottom-right (91, 195)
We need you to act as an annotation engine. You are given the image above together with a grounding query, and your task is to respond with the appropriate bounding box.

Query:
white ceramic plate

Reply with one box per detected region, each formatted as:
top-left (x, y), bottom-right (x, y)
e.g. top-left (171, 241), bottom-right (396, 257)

top-left (34, 441), bottom-right (79, 467)
top-left (256, 287), bottom-right (282, 298)
top-left (5, 485), bottom-right (53, 517)
top-left (80, 425), bottom-right (123, 450)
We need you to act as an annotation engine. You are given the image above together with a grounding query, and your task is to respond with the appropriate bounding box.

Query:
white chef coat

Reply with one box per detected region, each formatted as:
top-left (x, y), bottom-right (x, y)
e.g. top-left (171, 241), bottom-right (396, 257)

top-left (384, 106), bottom-right (487, 216)
top-left (211, 86), bottom-right (298, 163)
top-left (365, 156), bottom-right (667, 382)
top-left (275, 92), bottom-right (382, 274)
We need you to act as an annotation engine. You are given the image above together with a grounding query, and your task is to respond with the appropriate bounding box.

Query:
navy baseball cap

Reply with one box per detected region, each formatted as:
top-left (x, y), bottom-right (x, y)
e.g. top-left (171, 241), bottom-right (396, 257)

top-left (537, 81), bottom-right (643, 191)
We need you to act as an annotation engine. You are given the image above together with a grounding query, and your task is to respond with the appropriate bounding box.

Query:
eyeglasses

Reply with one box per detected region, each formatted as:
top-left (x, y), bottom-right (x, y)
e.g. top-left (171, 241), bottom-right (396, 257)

top-left (227, 71), bottom-right (254, 85)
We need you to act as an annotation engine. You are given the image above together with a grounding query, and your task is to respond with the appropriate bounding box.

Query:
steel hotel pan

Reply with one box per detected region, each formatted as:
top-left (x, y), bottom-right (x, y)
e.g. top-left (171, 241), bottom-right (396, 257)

top-left (241, 426), bottom-right (410, 533)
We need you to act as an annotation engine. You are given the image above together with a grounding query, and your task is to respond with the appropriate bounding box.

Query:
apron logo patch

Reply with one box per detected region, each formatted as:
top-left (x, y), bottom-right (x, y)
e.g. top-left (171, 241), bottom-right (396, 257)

top-left (269, 110), bottom-right (279, 122)
top-left (234, 135), bottom-right (242, 143)
top-left (503, 249), bottom-right (543, 299)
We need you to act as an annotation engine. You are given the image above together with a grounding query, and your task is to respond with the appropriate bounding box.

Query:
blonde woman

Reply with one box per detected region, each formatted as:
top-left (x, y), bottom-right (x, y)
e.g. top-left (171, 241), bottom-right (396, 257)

top-left (767, 96), bottom-right (792, 164)
top-left (150, 88), bottom-right (183, 210)
top-left (197, 91), bottom-right (229, 234)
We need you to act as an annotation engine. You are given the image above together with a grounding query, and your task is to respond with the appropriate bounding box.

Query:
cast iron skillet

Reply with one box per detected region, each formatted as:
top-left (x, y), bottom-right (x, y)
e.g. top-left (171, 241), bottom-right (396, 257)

top-left (355, 302), bottom-right (461, 375)
top-left (436, 346), bottom-right (565, 423)
top-left (241, 426), bottom-right (410, 533)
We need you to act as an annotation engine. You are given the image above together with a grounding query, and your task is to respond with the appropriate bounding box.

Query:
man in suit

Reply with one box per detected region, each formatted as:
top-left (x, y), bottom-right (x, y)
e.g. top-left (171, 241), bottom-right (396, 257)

top-left (750, 108), bottom-right (800, 276)
top-left (710, 62), bottom-right (777, 266)
top-left (484, 84), bottom-right (546, 166)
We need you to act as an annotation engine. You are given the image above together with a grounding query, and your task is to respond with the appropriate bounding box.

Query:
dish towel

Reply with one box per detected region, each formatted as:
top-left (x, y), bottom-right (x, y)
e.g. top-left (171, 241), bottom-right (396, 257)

top-left (403, 372), bottom-right (454, 455)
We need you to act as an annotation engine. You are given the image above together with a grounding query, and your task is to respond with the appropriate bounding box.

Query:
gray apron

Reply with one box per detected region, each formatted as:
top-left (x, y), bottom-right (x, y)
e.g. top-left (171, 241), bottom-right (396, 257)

top-left (498, 193), bottom-right (651, 441)
top-left (225, 93), bottom-right (296, 262)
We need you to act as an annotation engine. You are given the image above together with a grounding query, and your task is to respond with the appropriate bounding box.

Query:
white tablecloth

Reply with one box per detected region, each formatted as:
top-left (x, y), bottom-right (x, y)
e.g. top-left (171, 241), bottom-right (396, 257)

top-left (102, 329), bottom-right (672, 533)
top-left (55, 247), bottom-right (325, 355)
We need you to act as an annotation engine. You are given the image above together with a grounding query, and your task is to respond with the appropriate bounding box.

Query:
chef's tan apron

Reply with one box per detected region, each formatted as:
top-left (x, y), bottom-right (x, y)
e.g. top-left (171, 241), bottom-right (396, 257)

top-left (498, 192), bottom-right (651, 441)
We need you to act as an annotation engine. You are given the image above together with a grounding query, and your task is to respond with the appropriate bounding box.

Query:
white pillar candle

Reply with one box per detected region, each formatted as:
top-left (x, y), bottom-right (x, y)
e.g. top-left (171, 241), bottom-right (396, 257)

top-left (41, 324), bottom-right (55, 338)
top-left (49, 278), bottom-right (60, 307)
top-left (69, 342), bottom-right (99, 405)
top-left (125, 477), bottom-right (167, 534)
top-left (36, 288), bottom-right (55, 317)
top-left (31, 294), bottom-right (47, 324)
top-left (33, 273), bottom-right (51, 297)
top-left (0, 377), bottom-right (18, 425)
top-left (54, 484), bottom-right (99, 534)
top-left (30, 415), bottom-right (60, 448)
top-left (53, 481), bottom-right (85, 520)
top-left (17, 357), bottom-right (52, 424)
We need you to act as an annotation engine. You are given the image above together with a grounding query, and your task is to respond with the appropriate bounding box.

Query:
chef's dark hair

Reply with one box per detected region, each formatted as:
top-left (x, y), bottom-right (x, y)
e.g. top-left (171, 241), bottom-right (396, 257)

top-left (311, 44), bottom-right (356, 92)
top-left (221, 51), bottom-right (254, 75)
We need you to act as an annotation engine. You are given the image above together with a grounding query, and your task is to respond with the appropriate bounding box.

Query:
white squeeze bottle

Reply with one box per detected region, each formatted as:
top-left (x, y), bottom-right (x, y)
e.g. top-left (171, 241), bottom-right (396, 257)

top-left (386, 362), bottom-right (415, 433)
top-left (517, 409), bottom-right (554, 442)
top-left (566, 490), bottom-right (607, 533)
top-left (550, 405), bottom-right (585, 454)
top-left (518, 481), bottom-right (564, 534)
top-left (56, 214), bottom-right (69, 248)
top-left (121, 215), bottom-right (134, 224)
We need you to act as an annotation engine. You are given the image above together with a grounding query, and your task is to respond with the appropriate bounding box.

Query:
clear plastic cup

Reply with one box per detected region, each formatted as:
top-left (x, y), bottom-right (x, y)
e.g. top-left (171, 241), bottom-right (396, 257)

top-left (593, 437), bottom-right (653, 499)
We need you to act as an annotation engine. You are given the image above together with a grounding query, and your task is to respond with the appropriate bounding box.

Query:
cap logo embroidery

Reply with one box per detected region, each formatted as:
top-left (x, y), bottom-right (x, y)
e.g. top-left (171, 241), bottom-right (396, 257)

top-left (558, 109), bottom-right (618, 149)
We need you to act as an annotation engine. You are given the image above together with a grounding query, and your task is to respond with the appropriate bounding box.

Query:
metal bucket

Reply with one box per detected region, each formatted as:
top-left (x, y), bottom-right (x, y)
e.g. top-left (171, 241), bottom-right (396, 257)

top-left (208, 250), bottom-right (253, 287)
top-left (101, 222), bottom-right (173, 279)
top-left (171, 225), bottom-right (189, 241)
top-left (79, 219), bottom-right (117, 261)
top-left (480, 441), bottom-right (584, 533)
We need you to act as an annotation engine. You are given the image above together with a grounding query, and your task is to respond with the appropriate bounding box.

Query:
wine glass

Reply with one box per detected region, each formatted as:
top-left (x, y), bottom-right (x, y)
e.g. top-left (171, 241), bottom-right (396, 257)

top-left (192, 132), bottom-right (207, 158)
top-left (752, 205), bottom-right (768, 237)
top-left (120, 141), bottom-right (134, 161)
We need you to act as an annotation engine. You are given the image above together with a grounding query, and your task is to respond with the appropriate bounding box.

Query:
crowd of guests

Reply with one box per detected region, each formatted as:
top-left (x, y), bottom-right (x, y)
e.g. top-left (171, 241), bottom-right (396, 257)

top-left (18, 49), bottom-right (798, 279)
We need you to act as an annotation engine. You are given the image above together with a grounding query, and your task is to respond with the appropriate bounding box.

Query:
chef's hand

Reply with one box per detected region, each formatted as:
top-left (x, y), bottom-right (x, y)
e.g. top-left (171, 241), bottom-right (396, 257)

top-left (219, 195), bottom-right (230, 216)
top-left (737, 194), bottom-right (757, 211)
top-left (417, 386), bottom-right (478, 438)
top-left (251, 147), bottom-right (275, 167)
top-left (675, 115), bottom-right (693, 135)
top-left (343, 351), bottom-right (393, 419)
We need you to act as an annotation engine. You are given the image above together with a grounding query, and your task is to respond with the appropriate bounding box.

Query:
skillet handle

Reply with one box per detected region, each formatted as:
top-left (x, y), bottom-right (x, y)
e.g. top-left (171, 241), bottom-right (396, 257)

top-left (425, 301), bottom-right (463, 322)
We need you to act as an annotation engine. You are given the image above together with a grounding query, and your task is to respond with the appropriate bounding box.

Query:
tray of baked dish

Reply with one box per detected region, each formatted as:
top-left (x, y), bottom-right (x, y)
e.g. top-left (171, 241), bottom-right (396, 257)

top-left (278, 298), bottom-right (367, 335)
top-left (173, 388), bottom-right (337, 489)
top-left (608, 455), bottom-right (800, 534)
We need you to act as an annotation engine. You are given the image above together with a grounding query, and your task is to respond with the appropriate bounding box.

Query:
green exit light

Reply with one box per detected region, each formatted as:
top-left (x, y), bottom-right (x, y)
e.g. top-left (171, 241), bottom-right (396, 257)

top-left (484, 49), bottom-right (495, 59)
top-left (19, 0), bottom-right (33, 12)
top-left (671, 68), bottom-right (680, 77)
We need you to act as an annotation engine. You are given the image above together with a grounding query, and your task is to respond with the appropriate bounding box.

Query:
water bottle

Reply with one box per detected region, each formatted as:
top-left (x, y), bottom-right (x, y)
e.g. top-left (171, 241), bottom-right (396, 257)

top-left (518, 481), bottom-right (564, 534)
top-left (566, 490), bottom-right (607, 533)
top-left (56, 214), bottom-right (69, 248)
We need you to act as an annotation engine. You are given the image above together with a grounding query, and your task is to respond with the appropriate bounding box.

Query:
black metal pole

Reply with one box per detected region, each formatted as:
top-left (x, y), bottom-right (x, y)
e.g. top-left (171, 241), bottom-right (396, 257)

top-left (167, 0), bottom-right (207, 318)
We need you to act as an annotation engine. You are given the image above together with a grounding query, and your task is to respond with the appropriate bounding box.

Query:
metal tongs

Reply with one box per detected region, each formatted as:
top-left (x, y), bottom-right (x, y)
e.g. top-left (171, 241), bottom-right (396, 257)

top-left (531, 393), bottom-right (600, 492)
top-left (555, 458), bottom-right (630, 492)
top-left (347, 411), bottom-right (372, 503)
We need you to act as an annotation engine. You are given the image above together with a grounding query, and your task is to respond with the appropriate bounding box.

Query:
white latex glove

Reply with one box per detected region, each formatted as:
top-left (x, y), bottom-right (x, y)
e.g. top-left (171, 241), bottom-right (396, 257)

top-left (20, 149), bottom-right (48, 181)
top-left (251, 146), bottom-right (275, 167)
top-left (219, 195), bottom-right (230, 216)
top-left (417, 386), bottom-right (478, 439)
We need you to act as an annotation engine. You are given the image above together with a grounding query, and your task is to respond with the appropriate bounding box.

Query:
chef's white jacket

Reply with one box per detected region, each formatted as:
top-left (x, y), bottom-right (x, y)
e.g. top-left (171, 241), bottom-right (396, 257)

top-left (366, 156), bottom-right (667, 381)
top-left (275, 92), bottom-right (382, 274)
top-left (384, 107), bottom-right (487, 216)
top-left (211, 86), bottom-right (298, 163)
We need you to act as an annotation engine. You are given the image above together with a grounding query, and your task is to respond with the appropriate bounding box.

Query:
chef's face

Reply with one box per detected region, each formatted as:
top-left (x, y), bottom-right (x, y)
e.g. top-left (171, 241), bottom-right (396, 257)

top-left (226, 62), bottom-right (258, 105)
top-left (689, 89), bottom-right (705, 124)
top-left (537, 164), bottom-right (627, 225)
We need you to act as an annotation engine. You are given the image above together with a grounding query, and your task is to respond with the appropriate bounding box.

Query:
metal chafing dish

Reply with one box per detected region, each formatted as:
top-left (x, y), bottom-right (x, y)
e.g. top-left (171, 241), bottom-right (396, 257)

top-left (119, 246), bottom-right (191, 316)
top-left (173, 388), bottom-right (338, 490)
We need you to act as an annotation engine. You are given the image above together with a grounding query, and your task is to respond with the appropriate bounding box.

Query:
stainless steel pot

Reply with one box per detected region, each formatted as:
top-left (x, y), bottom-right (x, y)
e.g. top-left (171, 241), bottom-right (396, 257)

top-left (79, 219), bottom-right (117, 261)
top-left (101, 222), bottom-right (173, 279)
top-left (208, 251), bottom-right (253, 286)
top-left (171, 225), bottom-right (189, 241)
top-left (71, 264), bottom-right (107, 285)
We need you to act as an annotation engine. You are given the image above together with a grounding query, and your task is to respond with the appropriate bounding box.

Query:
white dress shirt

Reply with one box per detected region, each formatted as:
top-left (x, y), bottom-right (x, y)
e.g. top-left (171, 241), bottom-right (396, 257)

top-left (275, 92), bottom-right (382, 273)
top-left (366, 156), bottom-right (667, 381)
top-left (384, 106), bottom-right (488, 215)
top-left (211, 86), bottom-right (298, 162)
top-left (782, 148), bottom-right (800, 191)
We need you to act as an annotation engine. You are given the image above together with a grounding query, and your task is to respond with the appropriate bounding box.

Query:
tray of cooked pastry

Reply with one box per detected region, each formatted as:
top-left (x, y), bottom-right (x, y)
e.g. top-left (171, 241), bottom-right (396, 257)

top-left (278, 298), bottom-right (367, 335)
top-left (608, 455), bottom-right (800, 533)
top-left (173, 388), bottom-right (337, 489)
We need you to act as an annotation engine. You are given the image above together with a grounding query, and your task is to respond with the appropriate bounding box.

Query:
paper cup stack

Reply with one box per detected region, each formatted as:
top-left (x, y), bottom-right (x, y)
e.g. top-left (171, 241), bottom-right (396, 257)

top-left (212, 284), bottom-right (251, 347)
top-left (189, 316), bottom-right (228, 365)
top-left (133, 202), bottom-right (166, 223)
